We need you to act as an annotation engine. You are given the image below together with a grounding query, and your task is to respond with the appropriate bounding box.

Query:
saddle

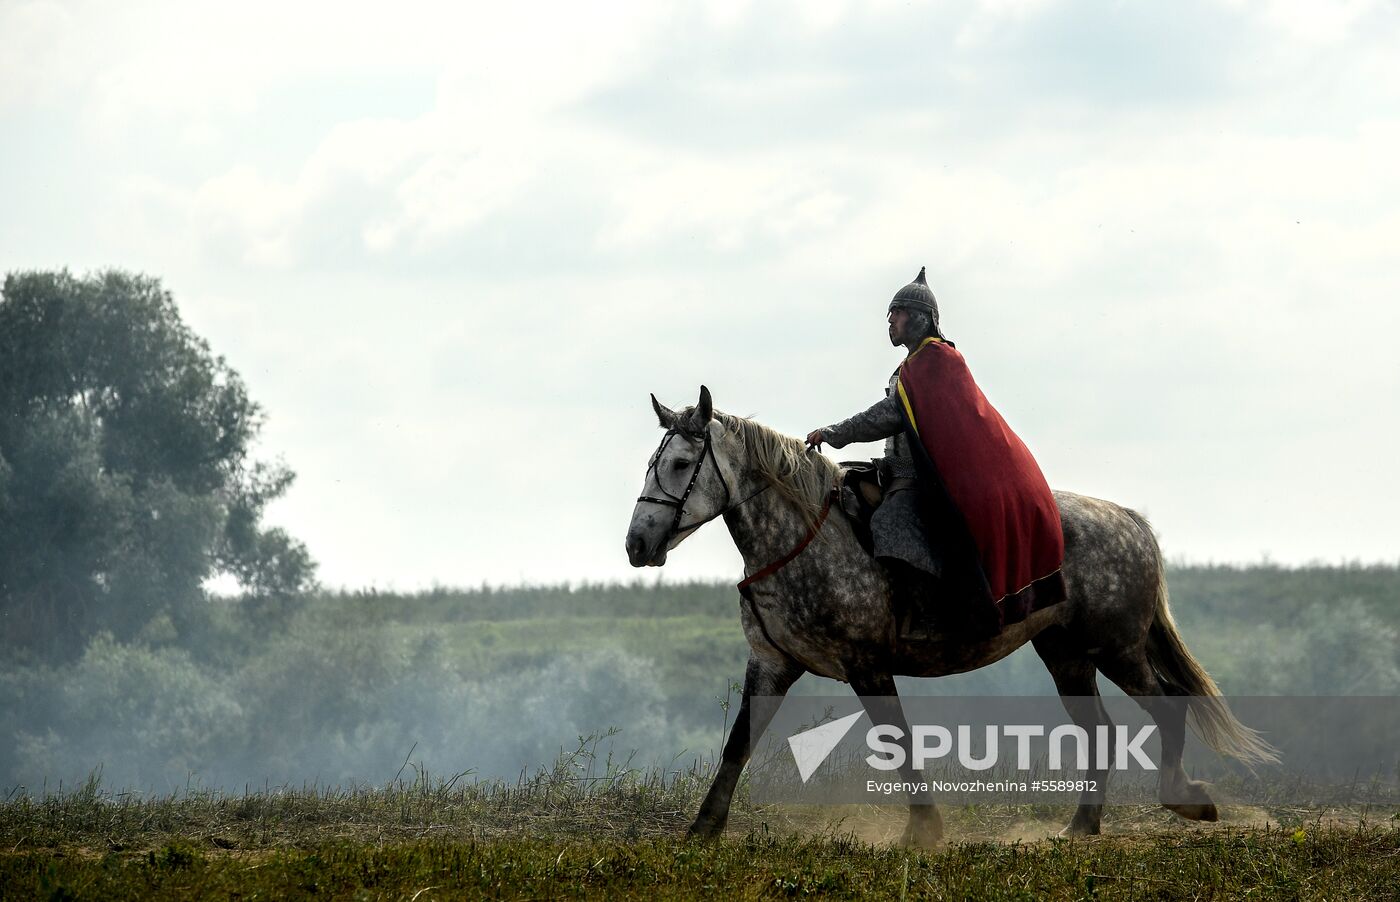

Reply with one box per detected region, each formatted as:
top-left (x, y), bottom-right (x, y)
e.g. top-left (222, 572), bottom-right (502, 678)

top-left (836, 460), bottom-right (886, 556)
top-left (837, 461), bottom-right (1002, 641)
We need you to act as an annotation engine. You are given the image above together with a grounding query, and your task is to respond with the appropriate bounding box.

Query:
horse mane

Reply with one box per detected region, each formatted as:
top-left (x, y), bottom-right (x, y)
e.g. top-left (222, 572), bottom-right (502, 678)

top-left (714, 411), bottom-right (839, 530)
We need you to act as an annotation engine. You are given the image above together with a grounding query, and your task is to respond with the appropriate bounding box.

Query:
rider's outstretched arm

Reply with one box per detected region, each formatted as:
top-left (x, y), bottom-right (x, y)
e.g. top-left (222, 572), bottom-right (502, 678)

top-left (817, 394), bottom-right (903, 450)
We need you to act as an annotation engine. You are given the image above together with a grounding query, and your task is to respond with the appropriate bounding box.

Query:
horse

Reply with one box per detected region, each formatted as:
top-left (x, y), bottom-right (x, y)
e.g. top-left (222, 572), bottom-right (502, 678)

top-left (625, 386), bottom-right (1276, 846)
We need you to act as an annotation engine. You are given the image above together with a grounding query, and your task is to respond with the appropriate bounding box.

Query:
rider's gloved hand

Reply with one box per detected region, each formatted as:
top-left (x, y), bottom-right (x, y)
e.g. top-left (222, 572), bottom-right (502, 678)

top-left (805, 429), bottom-right (824, 451)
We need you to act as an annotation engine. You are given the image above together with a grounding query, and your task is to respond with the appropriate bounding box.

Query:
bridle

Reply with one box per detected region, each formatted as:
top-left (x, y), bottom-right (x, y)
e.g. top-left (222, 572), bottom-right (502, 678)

top-left (636, 425), bottom-right (766, 542)
top-left (636, 420), bottom-right (838, 663)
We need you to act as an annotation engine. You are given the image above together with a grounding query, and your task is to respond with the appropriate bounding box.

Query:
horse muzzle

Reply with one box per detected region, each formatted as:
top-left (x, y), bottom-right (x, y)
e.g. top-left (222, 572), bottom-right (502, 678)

top-left (625, 531), bottom-right (668, 567)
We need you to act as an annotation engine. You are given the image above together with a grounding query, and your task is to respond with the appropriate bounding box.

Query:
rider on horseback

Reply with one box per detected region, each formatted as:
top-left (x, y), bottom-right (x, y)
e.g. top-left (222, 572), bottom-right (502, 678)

top-left (806, 268), bottom-right (1066, 641)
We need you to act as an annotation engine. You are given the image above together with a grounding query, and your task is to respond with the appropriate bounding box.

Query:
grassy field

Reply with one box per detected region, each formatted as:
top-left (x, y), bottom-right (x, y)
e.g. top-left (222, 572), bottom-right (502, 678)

top-left (4, 567), bottom-right (1397, 896)
top-left (4, 765), bottom-right (1398, 900)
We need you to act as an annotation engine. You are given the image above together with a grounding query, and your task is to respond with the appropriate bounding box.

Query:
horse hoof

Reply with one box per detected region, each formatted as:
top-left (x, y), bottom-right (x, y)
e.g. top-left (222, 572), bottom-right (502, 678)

top-left (1164, 780), bottom-right (1218, 822)
top-left (1058, 820), bottom-right (1101, 837)
top-left (900, 821), bottom-right (943, 849)
top-left (1164, 802), bottom-right (1218, 822)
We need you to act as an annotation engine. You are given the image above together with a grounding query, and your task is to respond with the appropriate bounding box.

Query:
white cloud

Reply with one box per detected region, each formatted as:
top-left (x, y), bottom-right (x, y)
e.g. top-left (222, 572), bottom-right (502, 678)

top-left (594, 154), bottom-right (851, 255)
top-left (0, 0), bottom-right (78, 108)
top-left (7, 0), bottom-right (1400, 587)
top-left (1253, 0), bottom-right (1381, 44)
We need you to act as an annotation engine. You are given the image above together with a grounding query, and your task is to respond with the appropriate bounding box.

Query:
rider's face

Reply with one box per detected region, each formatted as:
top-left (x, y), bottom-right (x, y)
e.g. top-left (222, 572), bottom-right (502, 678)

top-left (888, 308), bottom-right (911, 346)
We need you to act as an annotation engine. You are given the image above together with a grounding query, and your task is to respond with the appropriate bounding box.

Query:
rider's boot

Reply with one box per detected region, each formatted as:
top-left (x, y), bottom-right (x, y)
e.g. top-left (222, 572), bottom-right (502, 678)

top-left (888, 562), bottom-right (945, 642)
top-left (891, 562), bottom-right (1000, 642)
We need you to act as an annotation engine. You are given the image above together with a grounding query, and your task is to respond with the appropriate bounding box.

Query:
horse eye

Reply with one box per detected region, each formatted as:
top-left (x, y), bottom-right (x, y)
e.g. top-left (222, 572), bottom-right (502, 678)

top-left (672, 460), bottom-right (692, 470)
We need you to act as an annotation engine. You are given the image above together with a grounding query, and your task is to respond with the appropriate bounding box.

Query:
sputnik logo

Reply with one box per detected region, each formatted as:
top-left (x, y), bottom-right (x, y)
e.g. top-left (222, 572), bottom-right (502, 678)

top-left (787, 711), bottom-right (866, 782)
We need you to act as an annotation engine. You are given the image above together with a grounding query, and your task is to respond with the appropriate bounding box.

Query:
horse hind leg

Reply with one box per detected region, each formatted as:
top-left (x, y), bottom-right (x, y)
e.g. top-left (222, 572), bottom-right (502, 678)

top-left (850, 670), bottom-right (944, 849)
top-left (1033, 627), bottom-right (1112, 836)
top-left (1097, 651), bottom-right (1218, 823)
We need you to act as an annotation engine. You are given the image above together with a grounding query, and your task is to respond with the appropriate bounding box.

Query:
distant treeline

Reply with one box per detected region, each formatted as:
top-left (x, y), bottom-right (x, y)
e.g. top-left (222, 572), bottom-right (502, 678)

top-left (310, 561), bottom-right (1400, 629)
top-left (1163, 562), bottom-right (1400, 630)
top-left (3, 564), bottom-right (1397, 795)
top-left (314, 579), bottom-right (742, 623)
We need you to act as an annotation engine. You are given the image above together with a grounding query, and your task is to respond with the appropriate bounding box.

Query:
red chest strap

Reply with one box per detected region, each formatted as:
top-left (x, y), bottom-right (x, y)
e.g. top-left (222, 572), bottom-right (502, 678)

top-left (736, 485), bottom-right (835, 600)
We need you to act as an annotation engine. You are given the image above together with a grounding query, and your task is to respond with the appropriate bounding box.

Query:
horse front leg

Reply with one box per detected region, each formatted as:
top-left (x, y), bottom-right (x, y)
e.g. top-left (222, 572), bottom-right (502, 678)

top-left (688, 654), bottom-right (802, 839)
top-left (851, 670), bottom-right (944, 848)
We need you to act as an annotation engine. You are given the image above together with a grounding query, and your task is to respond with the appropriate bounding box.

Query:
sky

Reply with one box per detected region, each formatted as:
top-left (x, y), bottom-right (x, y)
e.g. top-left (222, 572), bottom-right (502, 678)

top-left (2, 0), bottom-right (1397, 590)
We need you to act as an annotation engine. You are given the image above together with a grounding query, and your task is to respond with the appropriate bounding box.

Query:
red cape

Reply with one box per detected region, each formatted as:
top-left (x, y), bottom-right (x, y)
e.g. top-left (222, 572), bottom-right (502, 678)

top-left (896, 338), bottom-right (1066, 627)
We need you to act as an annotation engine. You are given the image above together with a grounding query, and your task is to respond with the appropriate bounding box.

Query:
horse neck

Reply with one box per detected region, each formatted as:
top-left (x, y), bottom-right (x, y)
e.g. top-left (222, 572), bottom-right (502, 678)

top-left (721, 462), bottom-right (830, 572)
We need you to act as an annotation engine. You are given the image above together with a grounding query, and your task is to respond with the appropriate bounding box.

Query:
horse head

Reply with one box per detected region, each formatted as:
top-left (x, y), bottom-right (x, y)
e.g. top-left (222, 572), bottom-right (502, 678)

top-left (625, 385), bottom-right (737, 567)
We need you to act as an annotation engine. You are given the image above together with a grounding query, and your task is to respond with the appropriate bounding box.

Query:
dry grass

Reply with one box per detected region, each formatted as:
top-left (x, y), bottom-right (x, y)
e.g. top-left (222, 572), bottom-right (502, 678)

top-left (3, 744), bottom-right (1398, 899)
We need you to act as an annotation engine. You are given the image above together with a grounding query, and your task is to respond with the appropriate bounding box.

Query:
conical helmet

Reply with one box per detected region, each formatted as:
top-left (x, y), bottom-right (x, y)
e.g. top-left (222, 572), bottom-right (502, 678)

top-left (888, 266), bottom-right (938, 317)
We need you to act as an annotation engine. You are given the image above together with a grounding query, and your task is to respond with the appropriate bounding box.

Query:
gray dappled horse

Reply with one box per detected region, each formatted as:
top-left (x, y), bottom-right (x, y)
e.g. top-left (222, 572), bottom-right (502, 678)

top-left (625, 386), bottom-right (1276, 846)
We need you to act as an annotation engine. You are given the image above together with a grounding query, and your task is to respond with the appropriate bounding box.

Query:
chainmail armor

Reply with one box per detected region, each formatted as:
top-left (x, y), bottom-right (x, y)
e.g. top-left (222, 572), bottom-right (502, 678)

top-left (821, 369), bottom-right (915, 479)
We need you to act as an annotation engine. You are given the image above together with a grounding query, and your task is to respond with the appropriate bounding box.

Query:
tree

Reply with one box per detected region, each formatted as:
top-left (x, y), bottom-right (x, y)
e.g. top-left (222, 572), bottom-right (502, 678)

top-left (0, 270), bottom-right (315, 658)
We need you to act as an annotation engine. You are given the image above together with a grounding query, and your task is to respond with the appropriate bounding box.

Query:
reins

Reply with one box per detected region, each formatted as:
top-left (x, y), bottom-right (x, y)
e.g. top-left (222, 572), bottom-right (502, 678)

top-left (637, 425), bottom-right (836, 589)
top-left (737, 483), bottom-right (835, 601)
top-left (734, 469), bottom-right (838, 668)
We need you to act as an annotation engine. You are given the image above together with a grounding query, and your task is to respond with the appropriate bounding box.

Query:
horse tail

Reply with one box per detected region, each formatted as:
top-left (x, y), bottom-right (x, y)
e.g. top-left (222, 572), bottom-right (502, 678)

top-left (1126, 509), bottom-right (1280, 766)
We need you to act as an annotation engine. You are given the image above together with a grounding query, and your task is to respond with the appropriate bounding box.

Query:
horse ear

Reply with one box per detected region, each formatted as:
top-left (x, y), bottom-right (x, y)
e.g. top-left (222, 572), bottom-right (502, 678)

top-left (651, 393), bottom-right (677, 429)
top-left (689, 385), bottom-right (714, 431)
